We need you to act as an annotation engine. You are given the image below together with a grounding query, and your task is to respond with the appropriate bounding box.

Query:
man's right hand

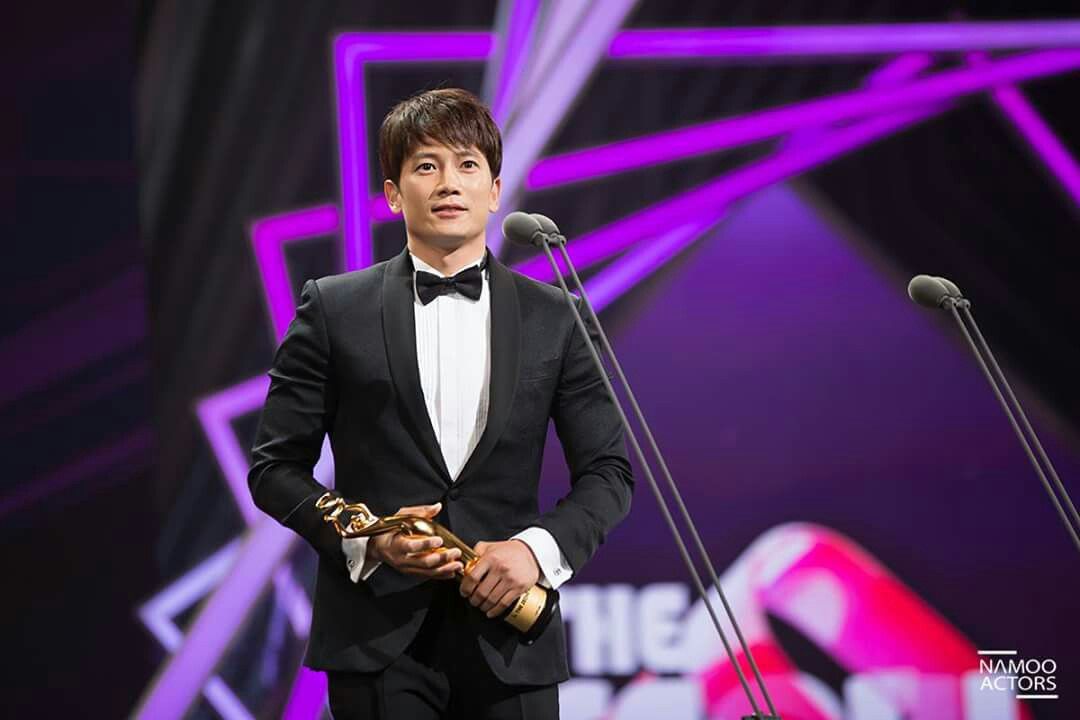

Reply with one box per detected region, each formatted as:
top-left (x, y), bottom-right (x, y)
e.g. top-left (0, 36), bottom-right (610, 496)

top-left (367, 502), bottom-right (464, 579)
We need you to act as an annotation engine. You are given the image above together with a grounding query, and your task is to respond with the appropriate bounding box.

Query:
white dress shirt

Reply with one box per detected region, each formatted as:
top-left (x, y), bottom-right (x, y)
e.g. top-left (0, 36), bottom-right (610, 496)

top-left (342, 251), bottom-right (573, 589)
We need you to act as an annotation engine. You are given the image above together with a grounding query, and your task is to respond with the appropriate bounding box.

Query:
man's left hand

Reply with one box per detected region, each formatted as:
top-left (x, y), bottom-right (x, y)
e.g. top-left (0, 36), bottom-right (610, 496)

top-left (460, 539), bottom-right (541, 618)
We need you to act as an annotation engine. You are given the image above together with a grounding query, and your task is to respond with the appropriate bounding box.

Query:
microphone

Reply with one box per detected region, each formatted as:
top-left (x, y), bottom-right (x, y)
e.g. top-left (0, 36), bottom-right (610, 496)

top-left (530, 213), bottom-right (566, 244)
top-left (507, 212), bottom-right (781, 720)
top-left (933, 275), bottom-right (963, 299)
top-left (501, 211), bottom-right (547, 248)
top-left (907, 275), bottom-right (950, 308)
top-left (908, 275), bottom-right (1080, 555)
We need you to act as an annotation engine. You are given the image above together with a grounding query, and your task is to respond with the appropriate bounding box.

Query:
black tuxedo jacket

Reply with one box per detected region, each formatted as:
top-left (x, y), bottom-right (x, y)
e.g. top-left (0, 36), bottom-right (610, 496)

top-left (248, 247), bottom-right (633, 685)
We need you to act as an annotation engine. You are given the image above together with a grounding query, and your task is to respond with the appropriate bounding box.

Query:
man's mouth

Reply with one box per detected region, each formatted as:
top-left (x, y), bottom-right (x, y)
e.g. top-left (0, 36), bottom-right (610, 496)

top-left (432, 203), bottom-right (467, 218)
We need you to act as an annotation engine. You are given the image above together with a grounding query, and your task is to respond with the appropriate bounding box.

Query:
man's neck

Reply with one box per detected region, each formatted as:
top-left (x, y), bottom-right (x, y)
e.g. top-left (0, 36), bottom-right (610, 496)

top-left (407, 235), bottom-right (487, 276)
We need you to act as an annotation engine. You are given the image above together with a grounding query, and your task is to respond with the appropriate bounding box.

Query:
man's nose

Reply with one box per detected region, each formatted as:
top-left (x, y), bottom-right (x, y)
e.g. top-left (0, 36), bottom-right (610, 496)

top-left (436, 167), bottom-right (463, 194)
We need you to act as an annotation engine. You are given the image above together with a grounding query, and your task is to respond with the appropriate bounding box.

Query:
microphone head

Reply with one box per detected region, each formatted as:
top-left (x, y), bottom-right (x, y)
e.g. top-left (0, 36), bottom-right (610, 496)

top-left (502, 211), bottom-right (544, 247)
top-left (908, 275), bottom-right (950, 309)
top-left (530, 213), bottom-right (561, 236)
top-left (933, 276), bottom-right (963, 298)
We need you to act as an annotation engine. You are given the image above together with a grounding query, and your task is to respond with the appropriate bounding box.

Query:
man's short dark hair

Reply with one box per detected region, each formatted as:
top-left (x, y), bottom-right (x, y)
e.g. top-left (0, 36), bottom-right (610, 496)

top-left (378, 88), bottom-right (502, 186)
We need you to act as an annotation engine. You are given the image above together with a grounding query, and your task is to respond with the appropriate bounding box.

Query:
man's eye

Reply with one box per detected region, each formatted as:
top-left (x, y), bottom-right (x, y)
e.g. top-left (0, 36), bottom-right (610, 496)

top-left (462, 160), bottom-right (479, 169)
top-left (417, 162), bottom-right (435, 171)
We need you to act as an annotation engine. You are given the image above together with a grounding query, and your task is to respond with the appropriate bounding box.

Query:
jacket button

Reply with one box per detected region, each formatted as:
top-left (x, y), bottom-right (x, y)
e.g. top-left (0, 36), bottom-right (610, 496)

top-left (448, 487), bottom-right (461, 500)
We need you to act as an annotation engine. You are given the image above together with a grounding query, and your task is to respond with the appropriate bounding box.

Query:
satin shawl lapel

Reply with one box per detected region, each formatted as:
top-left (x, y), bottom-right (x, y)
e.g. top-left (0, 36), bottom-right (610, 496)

top-left (381, 249), bottom-right (452, 484)
top-left (456, 254), bottom-right (521, 486)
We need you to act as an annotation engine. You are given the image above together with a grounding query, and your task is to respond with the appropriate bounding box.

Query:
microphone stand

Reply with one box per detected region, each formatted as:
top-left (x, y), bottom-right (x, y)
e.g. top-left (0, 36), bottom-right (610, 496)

top-left (534, 231), bottom-right (780, 720)
top-left (941, 293), bottom-right (1080, 555)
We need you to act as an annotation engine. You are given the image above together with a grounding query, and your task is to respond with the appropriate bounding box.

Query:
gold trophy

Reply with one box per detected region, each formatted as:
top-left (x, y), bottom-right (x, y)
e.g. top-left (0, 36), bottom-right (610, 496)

top-left (316, 492), bottom-right (559, 644)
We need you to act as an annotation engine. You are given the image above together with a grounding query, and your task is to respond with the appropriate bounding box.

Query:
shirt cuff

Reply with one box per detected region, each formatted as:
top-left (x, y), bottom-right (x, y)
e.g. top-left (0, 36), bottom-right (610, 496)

top-left (511, 526), bottom-right (573, 590)
top-left (342, 536), bottom-right (380, 583)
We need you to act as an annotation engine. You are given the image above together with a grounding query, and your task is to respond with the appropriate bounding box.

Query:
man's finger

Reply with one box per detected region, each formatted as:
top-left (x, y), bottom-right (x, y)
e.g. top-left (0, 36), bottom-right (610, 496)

top-left (433, 560), bottom-right (464, 578)
top-left (460, 557), bottom-right (488, 595)
top-left (486, 586), bottom-right (520, 619)
top-left (402, 536), bottom-right (443, 554)
top-left (480, 578), bottom-right (512, 615)
top-left (468, 571), bottom-right (501, 607)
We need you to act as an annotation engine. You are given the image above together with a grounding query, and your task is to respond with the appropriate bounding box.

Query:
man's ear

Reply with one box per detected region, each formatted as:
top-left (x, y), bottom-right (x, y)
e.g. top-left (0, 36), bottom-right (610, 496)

top-left (384, 179), bottom-right (402, 214)
top-left (488, 176), bottom-right (502, 213)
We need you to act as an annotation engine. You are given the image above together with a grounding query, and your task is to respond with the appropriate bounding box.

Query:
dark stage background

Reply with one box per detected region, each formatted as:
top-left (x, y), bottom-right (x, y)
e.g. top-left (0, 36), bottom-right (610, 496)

top-left (4, 1), bottom-right (1080, 718)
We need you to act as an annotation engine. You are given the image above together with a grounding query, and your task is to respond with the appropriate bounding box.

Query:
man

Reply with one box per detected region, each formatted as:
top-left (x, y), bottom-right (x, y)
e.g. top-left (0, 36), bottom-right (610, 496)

top-left (248, 88), bottom-right (632, 719)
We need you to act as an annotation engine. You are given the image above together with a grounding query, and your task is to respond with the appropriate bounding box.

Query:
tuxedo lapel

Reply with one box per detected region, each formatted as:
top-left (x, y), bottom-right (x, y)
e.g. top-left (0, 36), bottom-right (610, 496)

top-left (381, 249), bottom-right (452, 484)
top-left (456, 253), bottom-right (520, 486)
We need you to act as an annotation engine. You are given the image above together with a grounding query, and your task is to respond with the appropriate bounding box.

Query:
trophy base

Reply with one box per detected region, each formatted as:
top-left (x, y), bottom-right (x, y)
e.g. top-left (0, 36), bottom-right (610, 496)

top-left (500, 587), bottom-right (559, 646)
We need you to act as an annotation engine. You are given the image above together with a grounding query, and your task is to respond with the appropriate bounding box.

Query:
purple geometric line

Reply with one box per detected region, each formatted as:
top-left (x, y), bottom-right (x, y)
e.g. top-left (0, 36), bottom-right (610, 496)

top-left (196, 376), bottom-right (315, 636)
top-left (607, 21), bottom-right (1080, 59)
top-left (135, 517), bottom-right (298, 720)
top-left (334, 32), bottom-right (494, 272)
top-left (490, 0), bottom-right (637, 256)
top-left (486, 0), bottom-right (541, 125)
top-left (867, 52), bottom-right (934, 87)
top-left (137, 374), bottom-right (337, 719)
top-left (969, 52), bottom-right (1080, 208)
top-left (526, 50), bottom-right (1080, 190)
top-left (251, 205), bottom-right (341, 342)
top-left (138, 541), bottom-right (253, 720)
top-left (584, 219), bottom-right (720, 313)
top-left (577, 96), bottom-right (949, 314)
top-left (784, 53), bottom-right (934, 154)
top-left (281, 667), bottom-right (327, 720)
top-left (196, 376), bottom-right (271, 523)
top-left (516, 102), bottom-right (947, 283)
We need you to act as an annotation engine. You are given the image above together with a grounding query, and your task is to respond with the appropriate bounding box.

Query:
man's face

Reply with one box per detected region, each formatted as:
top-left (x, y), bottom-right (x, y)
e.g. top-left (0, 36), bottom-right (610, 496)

top-left (384, 141), bottom-right (501, 251)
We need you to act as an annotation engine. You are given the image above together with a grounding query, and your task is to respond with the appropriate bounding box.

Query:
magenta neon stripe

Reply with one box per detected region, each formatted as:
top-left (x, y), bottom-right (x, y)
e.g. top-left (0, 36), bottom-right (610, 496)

top-left (251, 205), bottom-right (340, 342)
top-left (784, 53), bottom-right (933, 153)
top-left (991, 86), bottom-right (1080, 205)
top-left (135, 519), bottom-right (299, 720)
top-left (866, 52), bottom-right (934, 87)
top-left (577, 103), bottom-right (947, 312)
top-left (608, 22), bottom-right (1080, 59)
top-left (584, 54), bottom-right (937, 314)
top-left (526, 50), bottom-right (1080, 190)
top-left (969, 53), bottom-right (1080, 207)
top-left (195, 375), bottom-right (314, 636)
top-left (138, 542), bottom-right (253, 720)
top-left (516, 103), bottom-right (944, 282)
top-left (368, 194), bottom-right (398, 223)
top-left (334, 33), bottom-right (494, 272)
top-left (281, 667), bottom-right (328, 720)
top-left (196, 376), bottom-right (270, 523)
top-left (584, 219), bottom-right (718, 313)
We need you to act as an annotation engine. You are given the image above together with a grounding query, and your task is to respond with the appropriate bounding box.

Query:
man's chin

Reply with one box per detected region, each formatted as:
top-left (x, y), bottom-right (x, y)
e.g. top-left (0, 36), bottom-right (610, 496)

top-left (419, 232), bottom-right (483, 251)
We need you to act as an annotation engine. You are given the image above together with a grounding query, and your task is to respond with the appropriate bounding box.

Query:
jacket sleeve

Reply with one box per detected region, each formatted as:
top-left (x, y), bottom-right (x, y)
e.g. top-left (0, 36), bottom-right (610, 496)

top-left (248, 278), bottom-right (345, 566)
top-left (535, 297), bottom-right (634, 572)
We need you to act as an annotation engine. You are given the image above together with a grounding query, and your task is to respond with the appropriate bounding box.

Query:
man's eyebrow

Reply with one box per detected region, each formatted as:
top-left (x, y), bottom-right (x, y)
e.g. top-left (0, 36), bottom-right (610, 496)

top-left (409, 148), bottom-right (480, 161)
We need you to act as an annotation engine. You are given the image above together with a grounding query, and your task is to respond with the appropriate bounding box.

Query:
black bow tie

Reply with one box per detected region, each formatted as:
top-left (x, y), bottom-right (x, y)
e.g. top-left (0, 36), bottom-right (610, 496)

top-left (415, 263), bottom-right (485, 305)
